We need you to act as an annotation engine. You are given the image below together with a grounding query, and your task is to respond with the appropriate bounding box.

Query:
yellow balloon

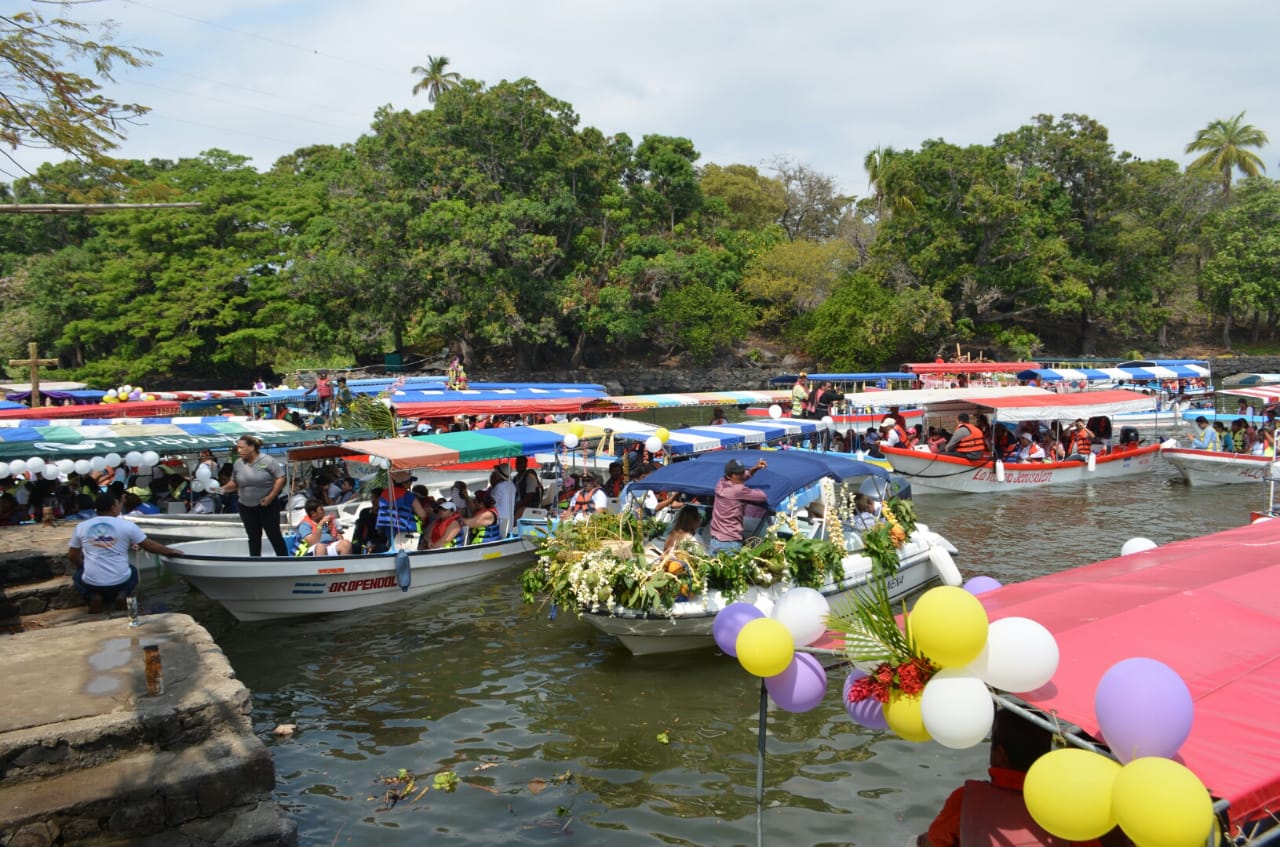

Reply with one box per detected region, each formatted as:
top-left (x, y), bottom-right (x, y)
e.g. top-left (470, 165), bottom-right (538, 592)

top-left (569, 422), bottom-right (585, 438)
top-left (1024, 748), bottom-right (1121, 841)
top-left (735, 618), bottom-right (794, 678)
top-left (1112, 757), bottom-right (1214, 847)
top-left (907, 586), bottom-right (989, 668)
top-left (883, 692), bottom-right (931, 742)
top-left (654, 427), bottom-right (670, 444)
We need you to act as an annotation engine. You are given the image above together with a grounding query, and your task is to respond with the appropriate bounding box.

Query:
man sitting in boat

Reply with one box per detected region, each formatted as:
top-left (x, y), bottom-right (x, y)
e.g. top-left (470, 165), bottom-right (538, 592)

top-left (1064, 419), bottom-right (1095, 461)
top-left (1190, 416), bottom-right (1221, 451)
top-left (1015, 432), bottom-right (1046, 463)
top-left (295, 499), bottom-right (354, 557)
top-left (564, 473), bottom-right (608, 520)
top-left (942, 414), bottom-right (986, 460)
top-left (708, 458), bottom-right (769, 554)
top-left (377, 469), bottom-right (429, 547)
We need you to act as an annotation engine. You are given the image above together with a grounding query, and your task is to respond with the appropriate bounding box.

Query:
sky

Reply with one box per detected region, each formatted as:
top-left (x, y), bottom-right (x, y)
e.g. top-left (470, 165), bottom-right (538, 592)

top-left (11, 0), bottom-right (1280, 195)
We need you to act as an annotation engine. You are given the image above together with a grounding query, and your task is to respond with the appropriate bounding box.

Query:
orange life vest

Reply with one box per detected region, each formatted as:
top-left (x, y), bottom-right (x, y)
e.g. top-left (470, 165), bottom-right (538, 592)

top-left (955, 423), bottom-right (986, 454)
top-left (570, 488), bottom-right (597, 515)
top-left (1067, 428), bottom-right (1092, 456)
top-left (428, 513), bottom-right (461, 547)
top-left (893, 424), bottom-right (911, 448)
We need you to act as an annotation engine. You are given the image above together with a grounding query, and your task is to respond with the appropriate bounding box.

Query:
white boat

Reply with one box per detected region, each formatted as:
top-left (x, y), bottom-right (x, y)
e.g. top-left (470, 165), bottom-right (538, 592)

top-left (527, 449), bottom-right (962, 655)
top-left (879, 389), bottom-right (1162, 494)
top-left (1161, 446), bottom-right (1280, 487)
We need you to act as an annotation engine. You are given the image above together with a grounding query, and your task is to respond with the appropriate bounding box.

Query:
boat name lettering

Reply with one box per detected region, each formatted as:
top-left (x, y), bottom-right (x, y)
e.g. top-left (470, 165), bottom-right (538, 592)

top-left (328, 576), bottom-right (398, 593)
top-left (316, 567), bottom-right (345, 574)
top-left (973, 469), bottom-right (1053, 483)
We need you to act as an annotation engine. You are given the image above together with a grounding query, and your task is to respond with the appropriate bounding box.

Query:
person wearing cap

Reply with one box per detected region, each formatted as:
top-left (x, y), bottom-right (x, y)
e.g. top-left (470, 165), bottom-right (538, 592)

top-left (428, 500), bottom-right (464, 548)
top-left (377, 469), bottom-right (429, 543)
top-left (489, 464), bottom-right (517, 537)
top-left (220, 434), bottom-right (289, 556)
top-left (68, 493), bottom-right (184, 613)
top-left (942, 414), bottom-right (986, 460)
top-left (790, 372), bottom-right (810, 417)
top-left (881, 417), bottom-right (909, 449)
top-left (709, 457), bottom-right (769, 554)
top-left (565, 474), bottom-right (607, 519)
top-left (1015, 432), bottom-right (1046, 463)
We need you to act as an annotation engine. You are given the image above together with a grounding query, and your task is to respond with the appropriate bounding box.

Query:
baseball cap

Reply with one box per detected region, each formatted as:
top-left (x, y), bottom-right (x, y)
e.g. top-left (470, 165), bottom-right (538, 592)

top-left (724, 459), bottom-right (748, 476)
top-left (881, 417), bottom-right (896, 428)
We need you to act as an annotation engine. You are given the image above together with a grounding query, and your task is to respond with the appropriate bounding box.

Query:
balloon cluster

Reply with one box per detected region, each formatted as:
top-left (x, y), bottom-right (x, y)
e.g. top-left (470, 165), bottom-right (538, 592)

top-left (2, 449), bottom-right (163, 481)
top-left (101, 385), bottom-right (156, 404)
top-left (713, 589), bottom-right (831, 712)
top-left (644, 427), bottom-right (669, 457)
top-left (1024, 657), bottom-right (1213, 846)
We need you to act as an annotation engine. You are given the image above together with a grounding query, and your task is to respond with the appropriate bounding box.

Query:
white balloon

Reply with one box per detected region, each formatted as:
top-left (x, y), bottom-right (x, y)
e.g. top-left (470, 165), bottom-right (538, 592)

top-left (90, 456), bottom-right (107, 473)
top-left (645, 435), bottom-right (663, 455)
top-left (562, 433), bottom-right (579, 450)
top-left (104, 453), bottom-right (122, 468)
top-left (0, 463), bottom-right (9, 479)
top-left (124, 451), bottom-right (143, 467)
top-left (1120, 537), bottom-right (1157, 556)
top-left (56, 460), bottom-right (75, 476)
top-left (26, 457), bottom-right (46, 475)
top-left (141, 450), bottom-right (160, 468)
top-left (104, 388), bottom-right (117, 398)
top-left (195, 464), bottom-right (213, 481)
top-left (74, 459), bottom-right (92, 476)
top-left (770, 587), bottom-right (830, 647)
top-left (191, 479), bottom-right (205, 493)
top-left (10, 460), bottom-right (28, 476)
top-left (920, 669), bottom-right (995, 749)
top-left (42, 464), bottom-right (58, 479)
top-left (768, 404), bottom-right (783, 420)
top-left (205, 482), bottom-right (220, 494)
top-left (821, 415), bottom-right (834, 425)
top-left (967, 617), bottom-right (1059, 694)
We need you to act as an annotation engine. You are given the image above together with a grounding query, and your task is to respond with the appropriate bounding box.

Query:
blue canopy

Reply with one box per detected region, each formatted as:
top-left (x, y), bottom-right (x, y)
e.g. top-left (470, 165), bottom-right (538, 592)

top-left (239, 389), bottom-right (307, 406)
top-left (1017, 364), bottom-right (1210, 383)
top-left (473, 426), bottom-right (564, 453)
top-left (768, 372), bottom-right (918, 386)
top-left (0, 400), bottom-right (26, 410)
top-left (625, 449), bottom-right (891, 509)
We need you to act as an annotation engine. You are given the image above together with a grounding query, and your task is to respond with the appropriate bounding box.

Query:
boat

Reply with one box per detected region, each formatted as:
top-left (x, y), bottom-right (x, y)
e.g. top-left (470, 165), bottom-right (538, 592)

top-left (1161, 446), bottom-right (1279, 487)
top-left (1017, 360), bottom-right (1213, 437)
top-left (161, 431), bottom-right (563, 621)
top-left (526, 449), bottom-right (961, 655)
top-left (879, 389), bottom-right (1162, 494)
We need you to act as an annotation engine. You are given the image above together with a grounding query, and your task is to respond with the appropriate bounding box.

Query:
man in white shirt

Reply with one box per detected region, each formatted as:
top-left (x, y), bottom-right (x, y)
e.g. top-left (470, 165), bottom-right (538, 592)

top-left (68, 493), bottom-right (184, 612)
top-left (489, 464), bottom-right (518, 537)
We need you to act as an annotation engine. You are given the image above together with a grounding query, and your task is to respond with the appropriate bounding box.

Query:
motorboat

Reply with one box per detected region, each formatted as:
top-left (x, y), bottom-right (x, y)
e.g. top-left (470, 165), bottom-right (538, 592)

top-left (523, 449), bottom-right (961, 655)
top-left (1161, 447), bottom-right (1280, 487)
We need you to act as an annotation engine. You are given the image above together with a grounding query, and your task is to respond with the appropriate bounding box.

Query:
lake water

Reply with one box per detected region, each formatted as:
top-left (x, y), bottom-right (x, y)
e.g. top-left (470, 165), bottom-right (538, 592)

top-left (162, 452), bottom-right (1262, 846)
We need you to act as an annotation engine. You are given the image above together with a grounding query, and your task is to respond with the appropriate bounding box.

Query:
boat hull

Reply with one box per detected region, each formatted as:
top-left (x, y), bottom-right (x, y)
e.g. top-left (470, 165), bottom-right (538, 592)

top-left (1161, 447), bottom-right (1280, 487)
top-left (880, 444), bottom-right (1161, 494)
top-left (163, 535), bottom-right (535, 621)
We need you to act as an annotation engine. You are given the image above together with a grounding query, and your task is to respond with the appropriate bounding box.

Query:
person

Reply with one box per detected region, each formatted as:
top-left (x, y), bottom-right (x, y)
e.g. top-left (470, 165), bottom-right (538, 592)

top-left (603, 461), bottom-right (626, 498)
top-left (428, 501), bottom-right (464, 548)
top-left (1190, 415), bottom-right (1221, 451)
top-left (68, 492), bottom-right (184, 612)
top-left (463, 489), bottom-right (502, 544)
top-left (1231, 418), bottom-right (1253, 454)
top-left (917, 709), bottom-right (1105, 847)
top-left (809, 381), bottom-right (836, 420)
top-left (0, 492), bottom-right (25, 525)
top-left (377, 469), bottom-right (429, 545)
top-left (709, 458), bottom-right (769, 554)
top-left (852, 492), bottom-right (881, 533)
top-left (332, 376), bottom-right (353, 420)
top-left (1064, 419), bottom-right (1094, 461)
top-left (314, 371), bottom-right (332, 415)
top-left (791, 372), bottom-right (809, 417)
top-left (123, 488), bottom-right (159, 515)
top-left (489, 464), bottom-right (517, 537)
top-left (353, 486), bottom-right (388, 554)
top-left (514, 456), bottom-right (544, 517)
top-left (195, 449), bottom-right (219, 478)
top-left (218, 435), bottom-right (288, 557)
top-left (1238, 398), bottom-right (1251, 417)
top-left (565, 473), bottom-right (608, 519)
top-left (1015, 432), bottom-right (1046, 463)
top-left (709, 406), bottom-right (728, 426)
top-left (330, 475), bottom-right (356, 506)
top-left (943, 414), bottom-right (986, 460)
top-left (1214, 420), bottom-right (1234, 453)
top-left (1253, 427), bottom-right (1276, 457)
top-left (295, 498), bottom-right (354, 556)
top-left (449, 480), bottom-right (473, 517)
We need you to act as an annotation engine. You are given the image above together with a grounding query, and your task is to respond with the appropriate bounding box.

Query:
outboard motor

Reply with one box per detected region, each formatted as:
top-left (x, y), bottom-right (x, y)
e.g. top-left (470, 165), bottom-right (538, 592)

top-left (1119, 426), bottom-right (1140, 446)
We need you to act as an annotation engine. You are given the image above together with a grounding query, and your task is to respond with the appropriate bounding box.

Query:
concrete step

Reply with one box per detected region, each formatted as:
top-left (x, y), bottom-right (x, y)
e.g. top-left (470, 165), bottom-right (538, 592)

top-left (0, 575), bottom-right (82, 615)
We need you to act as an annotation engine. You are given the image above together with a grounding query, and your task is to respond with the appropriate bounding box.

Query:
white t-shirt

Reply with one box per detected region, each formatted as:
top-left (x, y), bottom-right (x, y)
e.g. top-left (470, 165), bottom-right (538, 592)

top-left (491, 478), bottom-right (517, 535)
top-left (70, 515), bottom-right (146, 585)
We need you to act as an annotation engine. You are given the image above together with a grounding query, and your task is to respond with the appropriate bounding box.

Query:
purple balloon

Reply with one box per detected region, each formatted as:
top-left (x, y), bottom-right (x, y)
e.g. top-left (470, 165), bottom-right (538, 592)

top-left (713, 603), bottom-right (764, 656)
top-left (766, 653), bottom-right (828, 713)
top-left (963, 575), bottom-right (1003, 596)
top-left (842, 669), bottom-right (889, 730)
top-left (1094, 657), bottom-right (1194, 763)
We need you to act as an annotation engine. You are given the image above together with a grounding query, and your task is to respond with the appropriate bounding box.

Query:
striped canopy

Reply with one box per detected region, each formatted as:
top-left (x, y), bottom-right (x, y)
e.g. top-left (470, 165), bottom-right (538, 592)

top-left (584, 390), bottom-right (792, 411)
top-left (1017, 365), bottom-right (1210, 383)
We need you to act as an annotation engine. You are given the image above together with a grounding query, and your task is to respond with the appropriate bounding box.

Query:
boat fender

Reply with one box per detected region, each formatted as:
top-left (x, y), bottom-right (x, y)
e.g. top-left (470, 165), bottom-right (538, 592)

top-left (928, 545), bottom-right (963, 587)
top-left (994, 459), bottom-right (1005, 483)
top-left (1160, 437), bottom-right (1179, 450)
top-left (1086, 451), bottom-right (1097, 472)
top-left (395, 549), bottom-right (411, 592)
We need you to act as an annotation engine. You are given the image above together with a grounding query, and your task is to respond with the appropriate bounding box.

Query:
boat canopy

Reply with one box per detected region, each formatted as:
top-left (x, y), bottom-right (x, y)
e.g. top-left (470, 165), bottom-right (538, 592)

top-left (1222, 373), bottom-right (1280, 387)
top-left (978, 519), bottom-right (1280, 831)
top-left (0, 400), bottom-right (25, 411)
top-left (0, 399), bottom-right (182, 420)
top-left (1017, 364), bottom-right (1211, 382)
top-left (766, 372), bottom-right (918, 386)
top-left (1218, 386), bottom-right (1280, 405)
top-left (900, 362), bottom-right (1040, 375)
top-left (840, 386), bottom-right (1055, 407)
top-left (584, 390), bottom-right (793, 412)
top-left (336, 429), bottom-right (556, 470)
top-left (923, 389), bottom-right (1156, 421)
top-left (392, 386), bottom-right (608, 418)
top-left (626, 449), bottom-right (891, 509)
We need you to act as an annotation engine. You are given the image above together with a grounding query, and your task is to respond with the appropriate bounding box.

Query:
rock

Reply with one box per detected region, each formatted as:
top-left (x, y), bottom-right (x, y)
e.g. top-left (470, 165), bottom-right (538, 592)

top-left (6, 822), bottom-right (59, 847)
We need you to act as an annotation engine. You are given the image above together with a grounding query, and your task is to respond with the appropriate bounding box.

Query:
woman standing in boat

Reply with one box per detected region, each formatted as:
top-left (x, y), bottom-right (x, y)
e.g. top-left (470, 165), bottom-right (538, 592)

top-left (219, 435), bottom-right (289, 557)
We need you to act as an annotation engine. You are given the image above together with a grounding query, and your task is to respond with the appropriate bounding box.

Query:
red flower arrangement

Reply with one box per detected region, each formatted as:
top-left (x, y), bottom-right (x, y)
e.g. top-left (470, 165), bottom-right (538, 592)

top-left (847, 657), bottom-right (937, 704)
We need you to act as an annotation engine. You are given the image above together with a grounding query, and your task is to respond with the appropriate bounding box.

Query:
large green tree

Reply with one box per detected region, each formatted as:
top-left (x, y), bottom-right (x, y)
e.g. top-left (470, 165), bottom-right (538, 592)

top-left (1201, 177), bottom-right (1280, 348)
top-left (1185, 112), bottom-right (1269, 204)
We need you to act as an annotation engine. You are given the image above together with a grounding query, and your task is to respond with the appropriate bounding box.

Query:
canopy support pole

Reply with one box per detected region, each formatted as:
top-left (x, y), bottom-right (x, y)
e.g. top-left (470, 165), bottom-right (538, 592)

top-left (755, 678), bottom-right (767, 847)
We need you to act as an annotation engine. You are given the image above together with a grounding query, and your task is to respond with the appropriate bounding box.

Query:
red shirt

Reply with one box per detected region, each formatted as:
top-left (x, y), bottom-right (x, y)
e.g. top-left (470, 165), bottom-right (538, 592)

top-left (709, 475), bottom-right (769, 543)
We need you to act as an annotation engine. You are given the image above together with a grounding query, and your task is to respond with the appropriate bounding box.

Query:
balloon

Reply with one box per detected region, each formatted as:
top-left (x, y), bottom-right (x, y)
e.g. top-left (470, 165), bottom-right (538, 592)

top-left (735, 618), bottom-right (795, 678)
top-left (908, 586), bottom-right (989, 668)
top-left (654, 427), bottom-right (670, 444)
top-left (768, 404), bottom-right (783, 420)
top-left (120, 384), bottom-right (132, 395)
top-left (205, 482), bottom-right (220, 494)
top-left (883, 692), bottom-right (930, 742)
top-left (191, 479), bottom-right (205, 493)
top-left (10, 460), bottom-right (28, 477)
top-left (1094, 657), bottom-right (1193, 763)
top-left (645, 436), bottom-right (663, 455)
top-left (842, 670), bottom-right (889, 730)
top-left (967, 617), bottom-right (1059, 693)
top-left (141, 450), bottom-right (160, 468)
top-left (562, 433), bottom-right (579, 450)
top-left (1121, 537), bottom-right (1158, 556)
top-left (55, 459), bottom-right (75, 476)
top-left (27, 457), bottom-right (47, 475)
top-left (0, 464), bottom-right (9, 479)
top-left (42, 464), bottom-right (58, 479)
top-left (1024, 748), bottom-right (1121, 841)
top-left (195, 464), bottom-right (213, 481)
top-left (128, 390), bottom-right (141, 401)
top-left (104, 388), bottom-right (117, 398)
top-left (962, 575), bottom-right (1002, 595)
top-left (770, 587), bottom-right (830, 646)
top-left (569, 422), bottom-right (585, 438)
top-left (74, 459), bottom-right (92, 476)
top-left (124, 451), bottom-right (143, 467)
top-left (90, 456), bottom-right (107, 473)
top-left (765, 653), bottom-right (828, 713)
top-left (143, 393), bottom-right (155, 401)
top-left (1112, 757), bottom-right (1214, 847)
top-left (821, 415), bottom-right (834, 425)
top-left (919, 669), bottom-right (994, 749)
top-left (104, 453), bottom-right (122, 468)
top-left (713, 602), bottom-right (764, 656)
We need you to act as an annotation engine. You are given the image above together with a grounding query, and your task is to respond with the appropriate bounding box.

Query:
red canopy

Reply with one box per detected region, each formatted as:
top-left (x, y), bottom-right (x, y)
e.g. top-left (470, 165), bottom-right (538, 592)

top-left (979, 519), bottom-right (1280, 829)
top-left (0, 400), bottom-right (181, 419)
top-left (901, 361), bottom-right (1040, 375)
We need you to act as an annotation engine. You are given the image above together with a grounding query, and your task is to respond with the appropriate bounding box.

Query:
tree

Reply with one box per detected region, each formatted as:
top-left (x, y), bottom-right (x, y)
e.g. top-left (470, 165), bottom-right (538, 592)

top-left (1201, 177), bottom-right (1280, 348)
top-left (699, 163), bottom-right (786, 231)
top-left (863, 145), bottom-right (908, 221)
top-left (1185, 111), bottom-right (1269, 203)
top-left (768, 157), bottom-right (851, 241)
top-left (0, 3), bottom-right (155, 177)
top-left (410, 55), bottom-right (461, 103)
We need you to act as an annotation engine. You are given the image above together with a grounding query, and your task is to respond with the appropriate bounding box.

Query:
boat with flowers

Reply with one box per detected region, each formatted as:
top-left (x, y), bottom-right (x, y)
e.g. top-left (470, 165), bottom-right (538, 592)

top-left (519, 449), bottom-right (961, 655)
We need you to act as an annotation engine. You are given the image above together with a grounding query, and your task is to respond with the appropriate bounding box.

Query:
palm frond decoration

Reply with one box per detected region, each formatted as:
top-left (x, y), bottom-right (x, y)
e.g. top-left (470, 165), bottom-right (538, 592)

top-left (337, 394), bottom-right (398, 437)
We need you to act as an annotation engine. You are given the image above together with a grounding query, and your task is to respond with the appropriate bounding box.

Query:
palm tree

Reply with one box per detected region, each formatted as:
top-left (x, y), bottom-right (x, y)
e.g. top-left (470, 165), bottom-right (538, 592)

top-left (411, 55), bottom-right (461, 103)
top-left (1185, 112), bottom-right (1269, 203)
top-left (863, 145), bottom-right (913, 219)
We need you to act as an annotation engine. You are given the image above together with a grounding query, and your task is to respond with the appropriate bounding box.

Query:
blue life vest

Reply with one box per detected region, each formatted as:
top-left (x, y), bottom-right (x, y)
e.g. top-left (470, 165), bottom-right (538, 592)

top-left (470, 508), bottom-right (502, 544)
top-left (376, 491), bottom-right (419, 533)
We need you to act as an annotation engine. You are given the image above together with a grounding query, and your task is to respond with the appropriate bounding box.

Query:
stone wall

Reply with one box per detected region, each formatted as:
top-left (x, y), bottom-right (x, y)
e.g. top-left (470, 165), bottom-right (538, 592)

top-left (1209, 356), bottom-right (1280, 377)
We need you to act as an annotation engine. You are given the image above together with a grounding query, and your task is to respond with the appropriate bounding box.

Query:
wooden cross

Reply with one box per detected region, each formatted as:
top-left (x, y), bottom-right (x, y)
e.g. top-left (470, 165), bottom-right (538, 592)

top-left (8, 342), bottom-right (58, 407)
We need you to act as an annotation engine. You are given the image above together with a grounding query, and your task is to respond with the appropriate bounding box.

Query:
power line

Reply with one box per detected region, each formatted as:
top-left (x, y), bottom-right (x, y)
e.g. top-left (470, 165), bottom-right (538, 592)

top-left (139, 111), bottom-right (314, 148)
top-left (124, 77), bottom-right (364, 133)
top-left (144, 66), bottom-right (371, 122)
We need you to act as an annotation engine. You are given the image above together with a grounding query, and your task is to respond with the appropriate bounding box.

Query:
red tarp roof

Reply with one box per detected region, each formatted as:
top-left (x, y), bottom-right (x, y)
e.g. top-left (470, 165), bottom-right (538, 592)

top-left (901, 361), bottom-right (1041, 375)
top-left (0, 400), bottom-right (182, 420)
top-left (979, 519), bottom-right (1280, 828)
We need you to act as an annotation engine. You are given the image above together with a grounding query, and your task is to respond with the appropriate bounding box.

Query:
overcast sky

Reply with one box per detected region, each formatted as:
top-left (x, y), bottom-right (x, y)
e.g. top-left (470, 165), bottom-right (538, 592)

top-left (13, 0), bottom-right (1280, 196)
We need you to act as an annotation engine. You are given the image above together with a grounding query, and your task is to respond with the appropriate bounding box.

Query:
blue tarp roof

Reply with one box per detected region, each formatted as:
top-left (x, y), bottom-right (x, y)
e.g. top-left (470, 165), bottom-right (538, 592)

top-left (1018, 364), bottom-right (1211, 383)
top-left (0, 400), bottom-right (26, 410)
top-left (625, 449), bottom-right (890, 509)
top-left (767, 372), bottom-right (919, 386)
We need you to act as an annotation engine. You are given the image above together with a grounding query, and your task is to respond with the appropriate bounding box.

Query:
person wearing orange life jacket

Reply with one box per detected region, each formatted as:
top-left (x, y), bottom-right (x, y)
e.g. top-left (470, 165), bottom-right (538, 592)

top-left (295, 499), bottom-right (353, 556)
top-left (881, 416), bottom-right (912, 449)
top-left (1064, 419), bottom-right (1095, 461)
top-left (942, 413), bottom-right (986, 460)
top-left (427, 501), bottom-right (464, 548)
top-left (564, 474), bottom-right (607, 520)
top-left (917, 708), bottom-right (1105, 847)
